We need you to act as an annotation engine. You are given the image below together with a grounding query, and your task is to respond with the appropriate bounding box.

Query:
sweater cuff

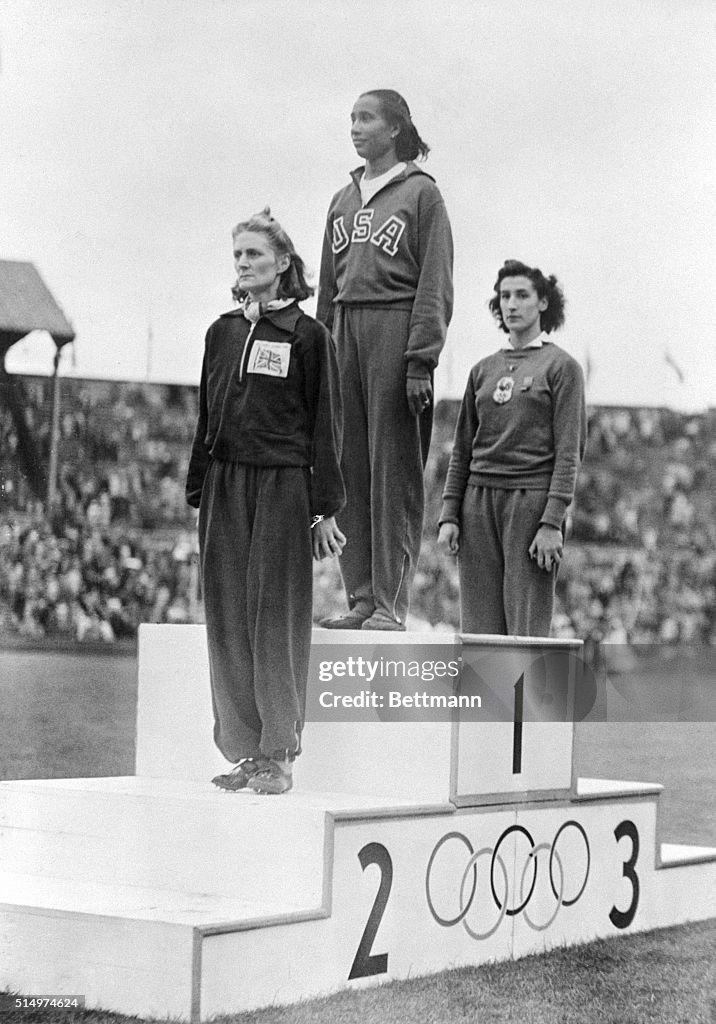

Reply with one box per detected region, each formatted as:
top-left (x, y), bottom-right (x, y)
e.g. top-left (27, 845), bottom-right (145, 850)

top-left (439, 497), bottom-right (462, 524)
top-left (540, 496), bottom-right (569, 530)
top-left (405, 358), bottom-right (431, 379)
top-left (311, 499), bottom-right (344, 519)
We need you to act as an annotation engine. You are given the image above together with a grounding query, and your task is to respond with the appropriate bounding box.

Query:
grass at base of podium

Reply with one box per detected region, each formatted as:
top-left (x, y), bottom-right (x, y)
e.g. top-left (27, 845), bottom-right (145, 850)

top-left (1, 920), bottom-right (715, 1023)
top-left (222, 921), bottom-right (716, 1024)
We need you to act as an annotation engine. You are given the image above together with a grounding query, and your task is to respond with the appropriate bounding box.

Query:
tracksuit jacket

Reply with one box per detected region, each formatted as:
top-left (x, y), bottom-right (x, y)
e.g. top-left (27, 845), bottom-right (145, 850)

top-left (317, 162), bottom-right (453, 377)
top-left (186, 302), bottom-right (344, 517)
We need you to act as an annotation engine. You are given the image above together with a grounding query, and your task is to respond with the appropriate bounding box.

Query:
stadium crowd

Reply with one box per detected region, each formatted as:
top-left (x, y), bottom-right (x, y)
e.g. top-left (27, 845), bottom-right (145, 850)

top-left (1, 377), bottom-right (197, 642)
top-left (1, 374), bottom-right (714, 645)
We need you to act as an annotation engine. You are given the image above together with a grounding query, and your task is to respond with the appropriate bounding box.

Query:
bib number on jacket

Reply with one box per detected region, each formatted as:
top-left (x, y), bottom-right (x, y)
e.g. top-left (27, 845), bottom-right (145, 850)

top-left (246, 340), bottom-right (292, 378)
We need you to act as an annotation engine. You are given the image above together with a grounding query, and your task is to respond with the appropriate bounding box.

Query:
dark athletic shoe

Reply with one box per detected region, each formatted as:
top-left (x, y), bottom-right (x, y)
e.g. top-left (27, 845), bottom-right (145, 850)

top-left (212, 758), bottom-right (264, 792)
top-left (247, 761), bottom-right (293, 795)
top-left (319, 612), bottom-right (371, 629)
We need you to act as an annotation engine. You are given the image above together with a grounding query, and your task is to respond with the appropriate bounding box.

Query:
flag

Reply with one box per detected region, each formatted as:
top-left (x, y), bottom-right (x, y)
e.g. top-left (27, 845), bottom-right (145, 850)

top-left (664, 349), bottom-right (684, 384)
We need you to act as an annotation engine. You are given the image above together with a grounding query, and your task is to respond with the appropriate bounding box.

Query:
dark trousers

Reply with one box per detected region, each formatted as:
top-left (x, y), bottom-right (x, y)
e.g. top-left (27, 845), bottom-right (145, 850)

top-left (458, 485), bottom-right (556, 637)
top-left (198, 460), bottom-right (312, 762)
top-left (333, 305), bottom-right (431, 625)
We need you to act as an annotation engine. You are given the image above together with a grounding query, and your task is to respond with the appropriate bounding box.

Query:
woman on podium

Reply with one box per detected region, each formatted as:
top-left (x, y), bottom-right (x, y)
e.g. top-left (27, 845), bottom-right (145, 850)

top-left (438, 260), bottom-right (586, 637)
top-left (317, 89), bottom-right (453, 632)
top-left (186, 209), bottom-right (345, 794)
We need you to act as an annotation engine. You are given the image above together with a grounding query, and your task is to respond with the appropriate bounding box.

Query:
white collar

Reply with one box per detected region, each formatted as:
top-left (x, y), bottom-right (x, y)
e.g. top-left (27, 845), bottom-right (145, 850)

top-left (359, 162), bottom-right (407, 204)
top-left (241, 297), bottom-right (293, 324)
top-left (508, 330), bottom-right (548, 350)
top-left (362, 160), bottom-right (405, 180)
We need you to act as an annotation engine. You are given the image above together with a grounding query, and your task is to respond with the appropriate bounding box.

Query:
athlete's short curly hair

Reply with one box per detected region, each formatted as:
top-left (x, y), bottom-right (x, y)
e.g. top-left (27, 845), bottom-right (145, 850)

top-left (488, 259), bottom-right (566, 334)
top-left (361, 89), bottom-right (430, 162)
top-left (231, 207), bottom-right (314, 302)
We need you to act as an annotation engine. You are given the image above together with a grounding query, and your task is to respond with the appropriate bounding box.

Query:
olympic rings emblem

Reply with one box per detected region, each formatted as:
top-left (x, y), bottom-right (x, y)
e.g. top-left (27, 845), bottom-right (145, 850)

top-left (425, 820), bottom-right (590, 939)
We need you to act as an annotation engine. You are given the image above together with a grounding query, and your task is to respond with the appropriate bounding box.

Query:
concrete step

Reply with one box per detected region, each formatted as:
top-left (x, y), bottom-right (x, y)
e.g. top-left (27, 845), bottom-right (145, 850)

top-left (2, 624), bottom-right (713, 1020)
top-left (0, 776), bottom-right (452, 900)
top-left (0, 777), bottom-right (327, 902)
top-left (574, 776), bottom-right (664, 800)
top-left (659, 842), bottom-right (716, 868)
top-left (0, 870), bottom-right (312, 927)
top-left (1, 775), bottom-right (714, 1020)
top-left (136, 625), bottom-right (581, 805)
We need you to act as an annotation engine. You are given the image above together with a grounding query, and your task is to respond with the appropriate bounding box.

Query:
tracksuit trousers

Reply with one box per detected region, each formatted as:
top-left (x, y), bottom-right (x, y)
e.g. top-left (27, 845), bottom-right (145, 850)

top-left (198, 459), bottom-right (312, 762)
top-left (334, 304), bottom-right (432, 626)
top-left (458, 485), bottom-right (556, 637)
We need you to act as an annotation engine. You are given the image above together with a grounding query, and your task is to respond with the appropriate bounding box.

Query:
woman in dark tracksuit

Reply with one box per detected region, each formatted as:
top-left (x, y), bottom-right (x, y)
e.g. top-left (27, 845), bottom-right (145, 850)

top-left (438, 260), bottom-right (586, 638)
top-left (317, 89), bottom-right (453, 632)
top-left (186, 209), bottom-right (345, 794)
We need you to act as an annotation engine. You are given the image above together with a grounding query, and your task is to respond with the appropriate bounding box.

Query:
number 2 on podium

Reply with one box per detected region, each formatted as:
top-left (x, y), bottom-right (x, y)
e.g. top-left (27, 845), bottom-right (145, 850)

top-left (348, 843), bottom-right (393, 979)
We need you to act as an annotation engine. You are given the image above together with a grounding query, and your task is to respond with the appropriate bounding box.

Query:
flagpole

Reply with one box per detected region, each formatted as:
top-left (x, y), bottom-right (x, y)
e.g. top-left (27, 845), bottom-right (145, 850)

top-left (46, 344), bottom-right (62, 509)
top-left (663, 348), bottom-right (685, 409)
top-left (146, 319), bottom-right (153, 381)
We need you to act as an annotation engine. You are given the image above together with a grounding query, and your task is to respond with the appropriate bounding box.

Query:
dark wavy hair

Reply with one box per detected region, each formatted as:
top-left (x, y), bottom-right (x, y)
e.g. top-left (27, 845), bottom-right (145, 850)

top-left (231, 207), bottom-right (314, 302)
top-left (361, 89), bottom-right (430, 162)
top-left (488, 259), bottom-right (566, 334)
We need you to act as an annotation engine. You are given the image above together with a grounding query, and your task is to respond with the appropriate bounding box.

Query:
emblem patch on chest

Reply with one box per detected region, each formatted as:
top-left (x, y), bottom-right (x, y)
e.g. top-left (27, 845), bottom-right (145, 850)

top-left (247, 340), bottom-right (292, 378)
top-left (492, 376), bottom-right (515, 404)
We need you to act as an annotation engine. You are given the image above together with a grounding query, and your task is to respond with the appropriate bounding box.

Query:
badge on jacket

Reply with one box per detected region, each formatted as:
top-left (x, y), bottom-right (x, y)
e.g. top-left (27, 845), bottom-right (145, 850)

top-left (493, 376), bottom-right (514, 404)
top-left (247, 340), bottom-right (291, 378)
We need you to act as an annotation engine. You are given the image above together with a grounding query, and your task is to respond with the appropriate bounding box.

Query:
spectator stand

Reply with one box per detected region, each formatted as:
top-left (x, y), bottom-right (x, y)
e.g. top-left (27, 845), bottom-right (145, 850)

top-left (0, 260), bottom-right (75, 507)
top-left (1, 378), bottom-right (714, 649)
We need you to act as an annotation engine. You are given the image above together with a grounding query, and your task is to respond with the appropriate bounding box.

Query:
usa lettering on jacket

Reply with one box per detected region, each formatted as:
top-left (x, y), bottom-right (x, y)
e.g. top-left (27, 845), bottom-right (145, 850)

top-left (332, 210), bottom-right (406, 257)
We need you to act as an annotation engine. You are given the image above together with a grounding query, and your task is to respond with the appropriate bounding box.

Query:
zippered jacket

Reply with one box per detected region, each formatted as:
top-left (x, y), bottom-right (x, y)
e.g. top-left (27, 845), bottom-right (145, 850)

top-left (317, 163), bottom-right (453, 376)
top-left (186, 303), bottom-right (345, 517)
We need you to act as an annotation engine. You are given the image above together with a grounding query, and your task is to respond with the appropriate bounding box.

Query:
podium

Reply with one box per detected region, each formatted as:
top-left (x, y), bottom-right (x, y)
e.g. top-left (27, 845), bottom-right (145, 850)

top-left (1, 625), bottom-right (714, 1020)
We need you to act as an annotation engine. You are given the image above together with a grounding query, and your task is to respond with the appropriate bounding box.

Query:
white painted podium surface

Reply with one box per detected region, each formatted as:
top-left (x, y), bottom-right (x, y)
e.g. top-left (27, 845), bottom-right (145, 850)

top-left (135, 626), bottom-right (579, 806)
top-left (1, 624), bottom-right (715, 1020)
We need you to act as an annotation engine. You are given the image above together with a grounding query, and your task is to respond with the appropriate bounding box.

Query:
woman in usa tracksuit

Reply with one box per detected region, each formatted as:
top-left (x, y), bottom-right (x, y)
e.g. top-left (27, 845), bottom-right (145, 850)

top-left (317, 89), bottom-right (453, 632)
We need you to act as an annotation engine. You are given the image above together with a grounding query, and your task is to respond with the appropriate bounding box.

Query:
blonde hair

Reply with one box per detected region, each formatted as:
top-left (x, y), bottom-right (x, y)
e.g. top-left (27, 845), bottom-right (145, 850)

top-left (231, 207), bottom-right (313, 301)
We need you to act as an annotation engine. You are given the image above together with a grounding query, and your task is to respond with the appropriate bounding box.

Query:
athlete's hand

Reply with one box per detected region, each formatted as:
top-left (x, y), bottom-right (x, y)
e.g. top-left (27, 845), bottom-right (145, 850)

top-left (312, 517), bottom-right (346, 560)
top-left (438, 522), bottom-right (460, 555)
top-left (528, 525), bottom-right (563, 572)
top-left (406, 375), bottom-right (433, 417)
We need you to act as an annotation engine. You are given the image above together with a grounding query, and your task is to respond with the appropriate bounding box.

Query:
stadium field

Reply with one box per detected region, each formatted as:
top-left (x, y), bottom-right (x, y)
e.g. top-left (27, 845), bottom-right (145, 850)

top-left (1, 647), bottom-right (714, 1023)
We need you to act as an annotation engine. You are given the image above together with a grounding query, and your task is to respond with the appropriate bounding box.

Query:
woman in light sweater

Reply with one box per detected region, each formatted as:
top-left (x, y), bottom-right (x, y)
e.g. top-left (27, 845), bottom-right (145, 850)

top-left (438, 260), bottom-right (586, 637)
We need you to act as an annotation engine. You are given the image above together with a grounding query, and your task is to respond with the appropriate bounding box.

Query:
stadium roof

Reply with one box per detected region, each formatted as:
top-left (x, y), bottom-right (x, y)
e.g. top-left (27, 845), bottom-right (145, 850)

top-left (0, 260), bottom-right (75, 352)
